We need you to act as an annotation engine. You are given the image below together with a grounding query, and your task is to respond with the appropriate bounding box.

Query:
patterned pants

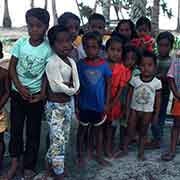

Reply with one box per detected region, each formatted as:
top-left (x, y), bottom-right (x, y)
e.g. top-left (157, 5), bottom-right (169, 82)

top-left (45, 101), bottom-right (72, 175)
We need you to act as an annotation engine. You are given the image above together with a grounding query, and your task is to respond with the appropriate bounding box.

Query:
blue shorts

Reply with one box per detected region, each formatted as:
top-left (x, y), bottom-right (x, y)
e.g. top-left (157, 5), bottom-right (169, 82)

top-left (79, 109), bottom-right (106, 127)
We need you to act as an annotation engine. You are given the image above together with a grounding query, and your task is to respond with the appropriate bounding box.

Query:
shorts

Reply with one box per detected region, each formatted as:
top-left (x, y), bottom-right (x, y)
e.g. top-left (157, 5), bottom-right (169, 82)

top-left (79, 109), bottom-right (106, 127)
top-left (171, 99), bottom-right (180, 116)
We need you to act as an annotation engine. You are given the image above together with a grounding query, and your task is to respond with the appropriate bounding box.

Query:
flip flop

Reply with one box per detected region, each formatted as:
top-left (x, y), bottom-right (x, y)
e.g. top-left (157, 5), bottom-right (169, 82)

top-left (161, 152), bottom-right (176, 161)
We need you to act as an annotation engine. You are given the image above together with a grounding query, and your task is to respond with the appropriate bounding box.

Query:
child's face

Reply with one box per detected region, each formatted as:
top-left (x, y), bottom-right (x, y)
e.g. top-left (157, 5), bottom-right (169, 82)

top-left (157, 39), bottom-right (171, 57)
top-left (83, 39), bottom-right (100, 59)
top-left (124, 51), bottom-right (136, 69)
top-left (137, 24), bottom-right (150, 38)
top-left (89, 20), bottom-right (105, 36)
top-left (140, 57), bottom-right (156, 77)
top-left (118, 23), bottom-right (132, 40)
top-left (27, 16), bottom-right (48, 42)
top-left (53, 32), bottom-right (72, 57)
top-left (66, 18), bottom-right (80, 42)
top-left (107, 42), bottom-right (122, 63)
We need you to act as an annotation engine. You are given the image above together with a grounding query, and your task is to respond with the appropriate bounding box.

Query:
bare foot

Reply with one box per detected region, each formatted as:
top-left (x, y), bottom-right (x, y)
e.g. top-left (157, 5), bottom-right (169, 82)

top-left (138, 154), bottom-right (146, 161)
top-left (113, 150), bottom-right (128, 159)
top-left (5, 158), bottom-right (18, 180)
top-left (24, 169), bottom-right (36, 179)
top-left (76, 158), bottom-right (86, 168)
top-left (95, 156), bottom-right (112, 166)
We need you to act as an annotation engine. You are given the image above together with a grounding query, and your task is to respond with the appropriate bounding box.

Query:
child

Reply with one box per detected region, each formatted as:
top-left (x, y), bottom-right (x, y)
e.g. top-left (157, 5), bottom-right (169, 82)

top-left (7, 8), bottom-right (52, 179)
top-left (45, 25), bottom-right (80, 180)
top-left (131, 17), bottom-right (154, 52)
top-left (58, 12), bottom-right (80, 62)
top-left (114, 51), bottom-right (162, 160)
top-left (161, 57), bottom-right (180, 161)
top-left (147, 32), bottom-right (175, 149)
top-left (104, 37), bottom-right (131, 158)
top-left (78, 13), bottom-right (107, 59)
top-left (77, 32), bottom-right (112, 166)
top-left (115, 19), bottom-right (137, 43)
top-left (0, 43), bottom-right (9, 170)
top-left (118, 45), bottom-right (141, 149)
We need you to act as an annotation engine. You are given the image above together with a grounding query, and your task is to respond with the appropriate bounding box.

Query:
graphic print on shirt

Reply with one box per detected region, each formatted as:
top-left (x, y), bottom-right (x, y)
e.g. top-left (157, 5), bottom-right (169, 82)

top-left (84, 69), bottom-right (102, 85)
top-left (19, 54), bottom-right (45, 79)
top-left (134, 84), bottom-right (154, 105)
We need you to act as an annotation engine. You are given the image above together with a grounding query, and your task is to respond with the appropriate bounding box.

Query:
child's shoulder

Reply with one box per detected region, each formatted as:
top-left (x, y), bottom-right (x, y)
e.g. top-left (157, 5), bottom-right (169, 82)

top-left (14, 36), bottom-right (29, 45)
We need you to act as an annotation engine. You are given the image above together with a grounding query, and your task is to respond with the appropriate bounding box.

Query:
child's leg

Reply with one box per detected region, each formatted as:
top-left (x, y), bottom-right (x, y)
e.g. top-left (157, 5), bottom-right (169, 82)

top-left (0, 132), bottom-right (5, 170)
top-left (23, 100), bottom-right (44, 175)
top-left (76, 124), bottom-right (89, 166)
top-left (113, 110), bottom-right (138, 158)
top-left (7, 92), bottom-right (25, 179)
top-left (138, 112), bottom-right (152, 160)
top-left (104, 121), bottom-right (113, 158)
top-left (46, 102), bottom-right (72, 179)
top-left (119, 125), bottom-right (127, 149)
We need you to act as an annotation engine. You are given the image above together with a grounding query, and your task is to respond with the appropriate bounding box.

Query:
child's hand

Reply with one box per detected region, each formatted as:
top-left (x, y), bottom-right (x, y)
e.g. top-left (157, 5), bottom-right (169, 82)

top-left (29, 93), bottom-right (46, 103)
top-left (18, 85), bottom-right (31, 100)
top-left (64, 82), bottom-right (73, 88)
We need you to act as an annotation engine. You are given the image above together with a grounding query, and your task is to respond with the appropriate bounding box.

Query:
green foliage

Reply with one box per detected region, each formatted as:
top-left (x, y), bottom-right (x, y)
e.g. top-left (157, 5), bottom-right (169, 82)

top-left (160, 0), bottom-right (173, 18)
top-left (78, 2), bottom-right (93, 20)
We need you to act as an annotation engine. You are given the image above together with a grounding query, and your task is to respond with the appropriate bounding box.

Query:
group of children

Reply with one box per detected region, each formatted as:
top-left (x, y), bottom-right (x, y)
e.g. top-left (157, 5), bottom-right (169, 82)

top-left (0, 7), bottom-right (180, 180)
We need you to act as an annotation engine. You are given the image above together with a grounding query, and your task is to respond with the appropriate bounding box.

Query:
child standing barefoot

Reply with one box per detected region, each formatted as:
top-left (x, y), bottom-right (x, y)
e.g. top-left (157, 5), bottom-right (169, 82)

top-left (7, 8), bottom-right (51, 179)
top-left (104, 37), bottom-right (131, 158)
top-left (77, 32), bottom-right (112, 166)
top-left (45, 25), bottom-right (80, 180)
top-left (0, 62), bottom-right (9, 170)
top-left (161, 57), bottom-right (180, 161)
top-left (114, 51), bottom-right (162, 160)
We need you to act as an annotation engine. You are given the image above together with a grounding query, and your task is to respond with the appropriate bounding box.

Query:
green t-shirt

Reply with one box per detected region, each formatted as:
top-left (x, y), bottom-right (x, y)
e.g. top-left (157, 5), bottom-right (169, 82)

top-left (11, 36), bottom-right (52, 94)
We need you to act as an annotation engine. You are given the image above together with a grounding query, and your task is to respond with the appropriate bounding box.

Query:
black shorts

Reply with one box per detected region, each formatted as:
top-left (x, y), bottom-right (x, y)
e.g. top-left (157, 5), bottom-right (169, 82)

top-left (79, 109), bottom-right (106, 127)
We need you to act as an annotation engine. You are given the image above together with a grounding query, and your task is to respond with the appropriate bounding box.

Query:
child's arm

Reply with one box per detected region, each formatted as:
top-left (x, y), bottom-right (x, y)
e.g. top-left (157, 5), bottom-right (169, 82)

top-left (0, 70), bottom-right (9, 110)
top-left (105, 76), bottom-right (112, 112)
top-left (152, 90), bottom-right (161, 124)
top-left (126, 85), bottom-right (134, 120)
top-left (9, 56), bottom-right (31, 100)
top-left (168, 77), bottom-right (180, 100)
top-left (30, 74), bottom-right (47, 103)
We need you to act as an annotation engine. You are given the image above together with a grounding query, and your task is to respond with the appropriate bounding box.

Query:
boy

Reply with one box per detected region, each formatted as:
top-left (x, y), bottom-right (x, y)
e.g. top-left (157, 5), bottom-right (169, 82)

top-left (7, 8), bottom-right (52, 179)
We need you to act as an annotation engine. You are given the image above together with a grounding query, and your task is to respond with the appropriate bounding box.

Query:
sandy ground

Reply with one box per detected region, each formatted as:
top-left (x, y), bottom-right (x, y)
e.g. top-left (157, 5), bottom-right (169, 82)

top-left (0, 27), bottom-right (180, 180)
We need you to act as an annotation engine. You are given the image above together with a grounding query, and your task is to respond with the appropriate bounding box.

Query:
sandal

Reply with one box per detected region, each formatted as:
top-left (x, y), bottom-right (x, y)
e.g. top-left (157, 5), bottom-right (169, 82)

top-left (161, 152), bottom-right (176, 161)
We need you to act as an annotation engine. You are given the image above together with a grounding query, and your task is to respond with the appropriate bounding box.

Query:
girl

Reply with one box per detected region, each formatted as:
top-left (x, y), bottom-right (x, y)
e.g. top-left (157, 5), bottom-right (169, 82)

top-left (114, 51), bottom-right (162, 160)
top-left (0, 42), bottom-right (9, 170)
top-left (104, 37), bottom-right (131, 158)
top-left (161, 57), bottom-right (180, 161)
top-left (45, 25), bottom-right (80, 180)
top-left (148, 31), bottom-right (175, 149)
top-left (115, 19), bottom-right (137, 43)
top-left (77, 31), bottom-right (112, 166)
top-left (119, 45), bottom-right (141, 149)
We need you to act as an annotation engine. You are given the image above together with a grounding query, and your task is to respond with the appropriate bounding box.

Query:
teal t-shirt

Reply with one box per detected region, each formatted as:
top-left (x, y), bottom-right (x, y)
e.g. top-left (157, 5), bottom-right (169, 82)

top-left (11, 36), bottom-right (52, 94)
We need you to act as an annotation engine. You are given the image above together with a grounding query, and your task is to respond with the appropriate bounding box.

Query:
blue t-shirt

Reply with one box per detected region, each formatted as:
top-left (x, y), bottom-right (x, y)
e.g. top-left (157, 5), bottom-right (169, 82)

top-left (11, 36), bottom-right (52, 94)
top-left (77, 59), bottom-right (112, 112)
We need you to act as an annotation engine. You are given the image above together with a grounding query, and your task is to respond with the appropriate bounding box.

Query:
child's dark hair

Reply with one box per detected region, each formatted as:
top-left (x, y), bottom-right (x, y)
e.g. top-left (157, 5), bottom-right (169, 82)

top-left (156, 31), bottom-right (174, 49)
top-left (136, 16), bottom-right (151, 31)
top-left (0, 41), bottom-right (3, 59)
top-left (88, 13), bottom-right (105, 24)
top-left (115, 19), bottom-right (137, 39)
top-left (82, 31), bottom-right (102, 48)
top-left (48, 25), bottom-right (70, 47)
top-left (140, 50), bottom-right (157, 65)
top-left (58, 12), bottom-right (80, 26)
top-left (25, 8), bottom-right (50, 26)
top-left (123, 45), bottom-right (141, 64)
top-left (105, 35), bottom-right (124, 51)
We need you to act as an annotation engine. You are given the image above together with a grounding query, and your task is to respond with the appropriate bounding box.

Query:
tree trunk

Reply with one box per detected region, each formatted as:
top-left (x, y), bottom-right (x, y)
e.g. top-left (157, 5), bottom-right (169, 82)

top-left (130, 0), bottom-right (147, 23)
top-left (52, 0), bottom-right (58, 25)
top-left (3, 0), bottom-right (12, 28)
top-left (101, 0), bottom-right (111, 26)
top-left (151, 0), bottom-right (160, 37)
top-left (31, 0), bottom-right (35, 8)
top-left (44, 0), bottom-right (48, 10)
top-left (177, 0), bottom-right (180, 32)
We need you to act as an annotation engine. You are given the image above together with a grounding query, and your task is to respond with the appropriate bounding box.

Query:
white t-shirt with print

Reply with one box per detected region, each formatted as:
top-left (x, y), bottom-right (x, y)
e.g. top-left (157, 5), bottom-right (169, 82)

top-left (130, 75), bottom-right (162, 112)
